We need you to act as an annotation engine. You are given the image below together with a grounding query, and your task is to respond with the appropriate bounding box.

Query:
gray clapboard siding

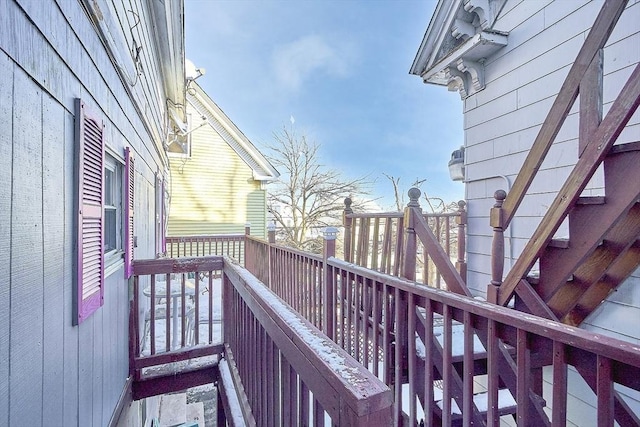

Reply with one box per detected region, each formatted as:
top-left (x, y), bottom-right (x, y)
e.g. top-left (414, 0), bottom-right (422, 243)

top-left (0, 51), bottom-right (12, 427)
top-left (42, 92), bottom-right (66, 427)
top-left (10, 66), bottom-right (44, 427)
top-left (464, 0), bottom-right (640, 354)
top-left (62, 107), bottom-right (79, 427)
top-left (1, 0), bottom-right (175, 424)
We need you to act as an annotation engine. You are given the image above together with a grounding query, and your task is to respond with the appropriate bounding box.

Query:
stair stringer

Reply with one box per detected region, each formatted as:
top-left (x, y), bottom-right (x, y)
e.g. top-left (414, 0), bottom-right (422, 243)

top-left (535, 145), bottom-right (640, 306)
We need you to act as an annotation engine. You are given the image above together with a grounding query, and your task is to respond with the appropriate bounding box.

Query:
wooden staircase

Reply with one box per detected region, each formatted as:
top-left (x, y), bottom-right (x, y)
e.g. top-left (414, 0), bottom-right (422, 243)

top-left (487, 0), bottom-right (640, 327)
top-left (518, 144), bottom-right (640, 325)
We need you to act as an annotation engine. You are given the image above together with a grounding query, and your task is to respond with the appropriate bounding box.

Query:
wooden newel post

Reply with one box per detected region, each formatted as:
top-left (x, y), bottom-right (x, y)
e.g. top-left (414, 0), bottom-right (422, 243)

top-left (402, 188), bottom-right (421, 281)
top-left (267, 222), bottom-right (276, 288)
top-left (456, 200), bottom-right (467, 284)
top-left (267, 222), bottom-right (276, 244)
top-left (487, 190), bottom-right (507, 304)
top-left (343, 197), bottom-right (353, 262)
top-left (244, 222), bottom-right (251, 235)
top-left (322, 227), bottom-right (337, 341)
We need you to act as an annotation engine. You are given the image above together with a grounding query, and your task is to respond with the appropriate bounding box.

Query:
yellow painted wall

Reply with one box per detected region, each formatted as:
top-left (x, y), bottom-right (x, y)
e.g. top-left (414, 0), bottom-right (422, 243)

top-left (167, 105), bottom-right (267, 238)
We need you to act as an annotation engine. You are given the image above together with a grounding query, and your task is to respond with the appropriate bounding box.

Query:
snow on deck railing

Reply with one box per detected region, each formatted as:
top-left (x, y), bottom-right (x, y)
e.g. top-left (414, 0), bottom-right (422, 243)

top-left (222, 257), bottom-right (393, 426)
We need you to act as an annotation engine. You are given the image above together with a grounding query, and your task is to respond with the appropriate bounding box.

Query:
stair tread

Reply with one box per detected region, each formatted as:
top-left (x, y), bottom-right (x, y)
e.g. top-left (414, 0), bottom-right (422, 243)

top-left (185, 402), bottom-right (205, 426)
top-left (549, 238), bottom-right (570, 248)
top-left (435, 388), bottom-right (517, 416)
top-left (608, 140), bottom-right (640, 155)
top-left (415, 323), bottom-right (486, 361)
top-left (576, 196), bottom-right (606, 205)
top-left (159, 393), bottom-right (187, 427)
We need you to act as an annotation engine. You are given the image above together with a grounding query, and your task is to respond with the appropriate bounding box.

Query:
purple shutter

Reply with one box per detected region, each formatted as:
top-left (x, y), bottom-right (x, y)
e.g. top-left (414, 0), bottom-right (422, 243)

top-left (124, 147), bottom-right (135, 278)
top-left (74, 99), bottom-right (105, 325)
top-left (161, 177), bottom-right (166, 254)
top-left (155, 173), bottom-right (161, 256)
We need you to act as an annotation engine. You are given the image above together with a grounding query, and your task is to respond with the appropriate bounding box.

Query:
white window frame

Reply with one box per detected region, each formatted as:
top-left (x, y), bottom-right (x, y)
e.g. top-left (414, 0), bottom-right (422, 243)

top-left (104, 153), bottom-right (124, 274)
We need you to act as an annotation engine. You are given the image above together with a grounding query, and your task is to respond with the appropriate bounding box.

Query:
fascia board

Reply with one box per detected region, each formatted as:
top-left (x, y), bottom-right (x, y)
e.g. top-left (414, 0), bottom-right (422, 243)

top-left (410, 0), bottom-right (462, 76)
top-left (420, 31), bottom-right (508, 85)
top-left (188, 89), bottom-right (280, 179)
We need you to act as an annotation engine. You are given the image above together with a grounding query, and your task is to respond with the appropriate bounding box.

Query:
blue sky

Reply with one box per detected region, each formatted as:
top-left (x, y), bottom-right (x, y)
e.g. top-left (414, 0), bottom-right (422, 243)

top-left (184, 0), bottom-right (465, 209)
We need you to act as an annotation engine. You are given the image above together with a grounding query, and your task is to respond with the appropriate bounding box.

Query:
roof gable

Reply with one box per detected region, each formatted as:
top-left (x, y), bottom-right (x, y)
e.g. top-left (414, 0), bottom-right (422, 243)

top-left (186, 83), bottom-right (279, 181)
top-left (410, 0), bottom-right (509, 99)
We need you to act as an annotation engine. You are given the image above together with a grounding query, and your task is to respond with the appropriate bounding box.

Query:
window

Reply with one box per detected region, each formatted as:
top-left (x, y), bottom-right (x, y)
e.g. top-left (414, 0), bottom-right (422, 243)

top-left (155, 173), bottom-right (166, 257)
top-left (104, 155), bottom-right (124, 269)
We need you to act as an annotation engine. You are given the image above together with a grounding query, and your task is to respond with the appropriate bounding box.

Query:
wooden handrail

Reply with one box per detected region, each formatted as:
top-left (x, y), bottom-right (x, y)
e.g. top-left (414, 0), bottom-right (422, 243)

top-left (223, 260), bottom-right (393, 425)
top-left (342, 191), bottom-right (466, 286)
top-left (500, 0), bottom-right (628, 229)
top-left (410, 206), bottom-right (471, 297)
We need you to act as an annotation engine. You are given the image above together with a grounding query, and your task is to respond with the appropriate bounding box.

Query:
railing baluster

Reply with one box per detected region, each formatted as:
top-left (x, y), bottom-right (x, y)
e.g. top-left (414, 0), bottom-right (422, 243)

top-left (299, 380), bottom-right (309, 426)
top-left (363, 277), bottom-right (371, 369)
top-left (372, 279), bottom-right (379, 378)
top-left (442, 305), bottom-right (452, 426)
top-left (150, 274), bottom-right (156, 355)
top-left (354, 273), bottom-right (361, 361)
top-left (516, 328), bottom-right (531, 426)
top-left (408, 291), bottom-right (417, 426)
top-left (165, 273), bottom-right (171, 353)
top-left (393, 287), bottom-right (403, 425)
top-left (552, 341), bottom-right (567, 427)
top-left (597, 355), bottom-right (614, 426)
top-left (462, 311), bottom-right (474, 427)
top-left (383, 283), bottom-right (391, 386)
top-left (486, 318), bottom-right (499, 427)
top-left (424, 299), bottom-right (434, 427)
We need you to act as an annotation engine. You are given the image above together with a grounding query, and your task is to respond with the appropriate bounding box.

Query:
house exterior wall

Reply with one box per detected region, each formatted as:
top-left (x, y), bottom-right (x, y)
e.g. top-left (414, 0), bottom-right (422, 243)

top-left (0, 0), bottom-right (177, 425)
top-left (167, 102), bottom-right (268, 239)
top-left (458, 0), bottom-right (640, 423)
top-left (463, 0), bottom-right (640, 339)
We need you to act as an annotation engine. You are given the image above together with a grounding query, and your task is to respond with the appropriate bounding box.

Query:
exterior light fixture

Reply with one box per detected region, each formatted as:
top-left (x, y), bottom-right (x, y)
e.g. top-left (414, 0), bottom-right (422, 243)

top-left (448, 146), bottom-right (465, 181)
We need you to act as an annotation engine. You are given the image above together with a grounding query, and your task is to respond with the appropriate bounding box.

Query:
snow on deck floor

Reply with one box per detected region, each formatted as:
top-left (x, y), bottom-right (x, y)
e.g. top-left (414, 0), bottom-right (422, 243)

top-left (142, 277), bottom-right (223, 355)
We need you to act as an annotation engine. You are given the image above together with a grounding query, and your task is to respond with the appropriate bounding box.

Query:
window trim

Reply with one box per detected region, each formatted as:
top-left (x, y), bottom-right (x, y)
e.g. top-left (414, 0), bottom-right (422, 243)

top-left (104, 154), bottom-right (125, 272)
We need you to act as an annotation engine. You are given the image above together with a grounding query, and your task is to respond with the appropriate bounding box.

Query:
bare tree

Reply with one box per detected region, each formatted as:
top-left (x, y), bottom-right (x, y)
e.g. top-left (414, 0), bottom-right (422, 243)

top-left (266, 127), bottom-right (370, 253)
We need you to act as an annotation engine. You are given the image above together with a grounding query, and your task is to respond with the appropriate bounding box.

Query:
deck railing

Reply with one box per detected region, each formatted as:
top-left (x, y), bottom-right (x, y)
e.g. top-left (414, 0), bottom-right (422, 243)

top-left (222, 259), bottom-right (393, 426)
top-left (248, 231), bottom-right (640, 425)
top-left (343, 191), bottom-right (467, 289)
top-left (129, 256), bottom-right (224, 399)
top-left (245, 232), bottom-right (329, 331)
top-left (165, 229), bottom-right (248, 264)
top-left (324, 258), bottom-right (640, 426)
top-left (129, 254), bottom-right (392, 423)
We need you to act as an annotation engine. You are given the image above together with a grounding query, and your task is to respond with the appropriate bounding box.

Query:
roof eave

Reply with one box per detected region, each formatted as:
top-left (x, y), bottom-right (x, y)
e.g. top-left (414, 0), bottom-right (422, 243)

top-left (149, 0), bottom-right (186, 123)
top-left (188, 84), bottom-right (280, 180)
